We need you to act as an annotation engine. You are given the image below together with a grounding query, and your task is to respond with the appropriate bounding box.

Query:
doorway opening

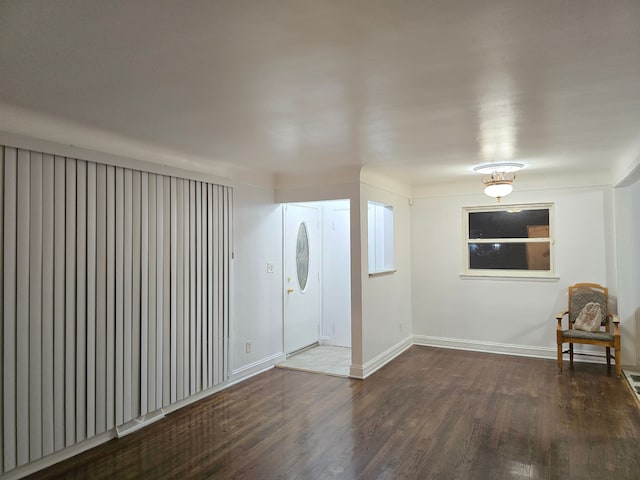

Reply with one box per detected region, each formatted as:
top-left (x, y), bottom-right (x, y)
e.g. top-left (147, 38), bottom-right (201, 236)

top-left (276, 199), bottom-right (351, 377)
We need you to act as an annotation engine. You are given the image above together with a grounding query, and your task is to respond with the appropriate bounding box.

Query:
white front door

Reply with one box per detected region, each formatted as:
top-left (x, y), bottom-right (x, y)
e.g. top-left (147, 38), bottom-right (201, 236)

top-left (284, 204), bottom-right (321, 354)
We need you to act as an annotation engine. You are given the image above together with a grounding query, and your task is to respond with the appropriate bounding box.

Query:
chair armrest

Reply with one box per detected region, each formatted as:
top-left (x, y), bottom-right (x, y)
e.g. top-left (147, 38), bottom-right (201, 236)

top-left (612, 313), bottom-right (620, 336)
top-left (556, 311), bottom-right (568, 329)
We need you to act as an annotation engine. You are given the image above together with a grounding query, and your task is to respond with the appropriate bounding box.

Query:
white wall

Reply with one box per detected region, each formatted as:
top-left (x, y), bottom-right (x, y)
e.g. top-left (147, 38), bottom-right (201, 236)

top-left (411, 185), bottom-right (622, 361)
top-left (320, 200), bottom-right (351, 347)
top-left (357, 182), bottom-right (413, 376)
top-left (231, 184), bottom-right (284, 377)
top-left (635, 181), bottom-right (640, 365)
top-left (615, 178), bottom-right (640, 366)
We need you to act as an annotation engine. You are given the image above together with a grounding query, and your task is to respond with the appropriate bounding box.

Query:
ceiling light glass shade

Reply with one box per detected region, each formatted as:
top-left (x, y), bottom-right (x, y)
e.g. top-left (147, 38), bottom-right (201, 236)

top-left (481, 171), bottom-right (515, 202)
top-left (484, 182), bottom-right (513, 199)
top-left (474, 165), bottom-right (521, 202)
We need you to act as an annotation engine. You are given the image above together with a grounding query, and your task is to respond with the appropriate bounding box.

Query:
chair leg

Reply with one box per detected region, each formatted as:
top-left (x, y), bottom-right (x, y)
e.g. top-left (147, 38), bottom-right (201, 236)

top-left (569, 344), bottom-right (574, 365)
top-left (557, 343), bottom-right (563, 372)
top-left (615, 348), bottom-right (622, 379)
top-left (606, 347), bottom-right (611, 367)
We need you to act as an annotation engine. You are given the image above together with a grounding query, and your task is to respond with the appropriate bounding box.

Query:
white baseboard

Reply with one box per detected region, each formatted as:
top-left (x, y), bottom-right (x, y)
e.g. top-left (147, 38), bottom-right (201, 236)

top-left (412, 334), bottom-right (617, 364)
top-left (350, 335), bottom-right (413, 379)
top-left (229, 351), bottom-right (286, 382)
top-left (163, 354), bottom-right (283, 417)
top-left (319, 336), bottom-right (332, 346)
top-left (412, 334), bottom-right (558, 360)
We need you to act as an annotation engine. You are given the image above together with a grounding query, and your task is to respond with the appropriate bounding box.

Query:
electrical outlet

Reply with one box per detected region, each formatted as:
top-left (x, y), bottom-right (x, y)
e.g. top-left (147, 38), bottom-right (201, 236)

top-left (245, 340), bottom-right (252, 353)
top-left (266, 262), bottom-right (274, 273)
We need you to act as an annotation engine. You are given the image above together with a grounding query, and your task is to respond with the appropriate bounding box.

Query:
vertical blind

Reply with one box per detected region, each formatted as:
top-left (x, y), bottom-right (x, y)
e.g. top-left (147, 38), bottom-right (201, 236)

top-left (0, 146), bottom-right (232, 473)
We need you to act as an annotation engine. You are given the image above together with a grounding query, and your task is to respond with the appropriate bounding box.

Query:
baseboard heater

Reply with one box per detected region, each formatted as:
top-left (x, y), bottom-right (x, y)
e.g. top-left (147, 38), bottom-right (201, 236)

top-left (115, 409), bottom-right (166, 438)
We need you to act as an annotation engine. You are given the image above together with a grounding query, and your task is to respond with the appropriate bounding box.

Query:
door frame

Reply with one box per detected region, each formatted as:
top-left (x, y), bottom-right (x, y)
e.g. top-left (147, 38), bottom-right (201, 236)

top-left (281, 199), bottom-right (353, 355)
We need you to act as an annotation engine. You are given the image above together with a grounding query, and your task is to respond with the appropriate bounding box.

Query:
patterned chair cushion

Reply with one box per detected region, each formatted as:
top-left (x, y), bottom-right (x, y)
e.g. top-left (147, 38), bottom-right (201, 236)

top-left (562, 329), bottom-right (615, 342)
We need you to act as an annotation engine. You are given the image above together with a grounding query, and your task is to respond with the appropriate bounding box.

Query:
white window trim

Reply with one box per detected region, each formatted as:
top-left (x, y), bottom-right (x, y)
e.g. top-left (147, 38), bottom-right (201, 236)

top-left (461, 202), bottom-right (557, 279)
top-left (368, 201), bottom-right (395, 275)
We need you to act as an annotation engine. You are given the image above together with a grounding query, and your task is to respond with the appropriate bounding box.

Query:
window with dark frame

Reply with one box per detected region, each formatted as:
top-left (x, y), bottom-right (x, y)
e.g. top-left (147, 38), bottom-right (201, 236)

top-left (464, 204), bottom-right (553, 276)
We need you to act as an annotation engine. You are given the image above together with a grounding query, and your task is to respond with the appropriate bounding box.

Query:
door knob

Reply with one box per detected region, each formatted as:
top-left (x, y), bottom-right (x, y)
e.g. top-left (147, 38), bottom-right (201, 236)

top-left (287, 288), bottom-right (294, 294)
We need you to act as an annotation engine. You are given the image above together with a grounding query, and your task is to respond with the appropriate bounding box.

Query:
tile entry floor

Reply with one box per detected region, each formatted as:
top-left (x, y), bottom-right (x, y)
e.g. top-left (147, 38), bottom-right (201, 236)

top-left (276, 345), bottom-right (351, 377)
top-left (623, 368), bottom-right (640, 404)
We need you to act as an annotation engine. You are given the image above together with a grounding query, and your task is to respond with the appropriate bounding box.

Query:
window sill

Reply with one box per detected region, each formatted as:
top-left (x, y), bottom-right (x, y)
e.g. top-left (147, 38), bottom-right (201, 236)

top-left (369, 269), bottom-right (397, 277)
top-left (460, 272), bottom-right (559, 282)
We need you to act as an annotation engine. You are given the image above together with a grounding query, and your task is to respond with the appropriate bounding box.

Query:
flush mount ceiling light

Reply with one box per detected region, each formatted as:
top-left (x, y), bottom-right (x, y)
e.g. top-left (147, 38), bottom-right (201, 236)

top-left (473, 162), bottom-right (524, 202)
top-left (473, 162), bottom-right (524, 174)
top-left (481, 172), bottom-right (514, 202)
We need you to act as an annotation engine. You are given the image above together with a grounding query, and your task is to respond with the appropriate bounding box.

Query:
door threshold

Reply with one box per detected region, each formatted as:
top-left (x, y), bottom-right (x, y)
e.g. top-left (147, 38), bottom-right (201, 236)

top-left (287, 342), bottom-right (319, 358)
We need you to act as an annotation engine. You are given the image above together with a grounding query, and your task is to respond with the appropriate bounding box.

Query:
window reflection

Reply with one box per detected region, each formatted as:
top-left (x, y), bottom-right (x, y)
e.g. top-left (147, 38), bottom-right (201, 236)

top-left (469, 209), bottom-right (549, 239)
top-left (469, 242), bottom-right (550, 270)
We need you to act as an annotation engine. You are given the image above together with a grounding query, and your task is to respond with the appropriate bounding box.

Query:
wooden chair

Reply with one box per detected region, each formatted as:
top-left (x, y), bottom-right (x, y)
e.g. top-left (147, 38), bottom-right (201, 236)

top-left (556, 283), bottom-right (621, 378)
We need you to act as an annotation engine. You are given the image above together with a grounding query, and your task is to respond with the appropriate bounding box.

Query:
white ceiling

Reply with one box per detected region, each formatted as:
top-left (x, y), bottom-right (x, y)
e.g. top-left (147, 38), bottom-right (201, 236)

top-left (1, 1), bottom-right (640, 186)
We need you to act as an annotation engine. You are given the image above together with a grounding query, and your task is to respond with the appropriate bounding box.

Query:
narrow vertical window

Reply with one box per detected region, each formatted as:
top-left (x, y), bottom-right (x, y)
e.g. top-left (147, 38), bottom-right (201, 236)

top-left (368, 201), bottom-right (394, 275)
top-left (296, 222), bottom-right (309, 291)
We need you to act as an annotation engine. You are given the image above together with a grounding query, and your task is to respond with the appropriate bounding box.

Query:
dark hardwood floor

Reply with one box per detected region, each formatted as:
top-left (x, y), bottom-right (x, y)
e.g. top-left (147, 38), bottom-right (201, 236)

top-left (26, 346), bottom-right (640, 479)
